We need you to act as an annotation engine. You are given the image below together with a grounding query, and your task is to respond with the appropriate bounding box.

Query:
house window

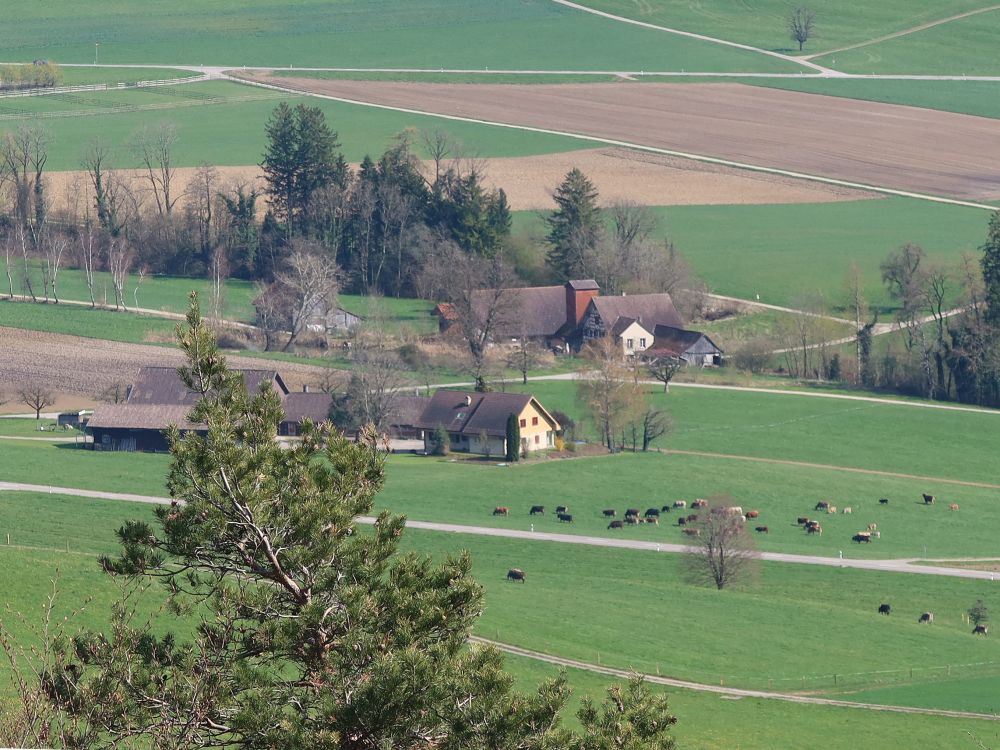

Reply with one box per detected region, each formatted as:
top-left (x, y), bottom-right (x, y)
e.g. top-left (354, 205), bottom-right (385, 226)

top-left (534, 434), bottom-right (540, 444)
top-left (546, 431), bottom-right (553, 446)
top-left (626, 338), bottom-right (634, 349)
top-left (639, 337), bottom-right (647, 348)
top-left (532, 416), bottom-right (538, 426)
top-left (520, 418), bottom-right (526, 428)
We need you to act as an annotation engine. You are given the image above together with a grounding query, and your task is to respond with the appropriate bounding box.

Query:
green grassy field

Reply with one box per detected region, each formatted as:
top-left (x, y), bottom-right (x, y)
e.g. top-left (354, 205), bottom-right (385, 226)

top-left (0, 418), bottom-right (77, 437)
top-left (812, 10), bottom-right (1000, 76)
top-left (846, 675), bottom-right (1000, 715)
top-left (0, 299), bottom-right (180, 343)
top-left (58, 67), bottom-right (199, 85)
top-left (514, 198), bottom-right (990, 313)
top-left (1, 80), bottom-right (591, 171)
top-left (571, 0), bottom-right (989, 56)
top-left (696, 309), bottom-right (854, 351)
top-left (0, 1), bottom-right (800, 73)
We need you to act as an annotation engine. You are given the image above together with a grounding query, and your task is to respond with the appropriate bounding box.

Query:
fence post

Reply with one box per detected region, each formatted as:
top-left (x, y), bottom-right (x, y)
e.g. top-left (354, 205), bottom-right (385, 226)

top-left (834, 674), bottom-right (838, 686)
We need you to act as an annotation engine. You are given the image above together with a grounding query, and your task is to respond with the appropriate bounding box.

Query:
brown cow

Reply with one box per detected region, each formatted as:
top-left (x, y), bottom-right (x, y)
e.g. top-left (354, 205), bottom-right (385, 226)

top-left (626, 508), bottom-right (641, 518)
top-left (493, 506), bottom-right (509, 516)
top-left (683, 527), bottom-right (701, 536)
top-left (807, 523), bottom-right (822, 535)
top-left (949, 503), bottom-right (960, 511)
top-left (625, 515), bottom-right (643, 525)
top-left (692, 499), bottom-right (708, 509)
top-left (608, 520), bottom-right (624, 530)
top-left (974, 624), bottom-right (989, 636)
top-left (755, 525), bottom-right (769, 534)
top-left (645, 517), bottom-right (659, 526)
top-left (507, 568), bottom-right (526, 583)
top-left (745, 510), bottom-right (760, 520)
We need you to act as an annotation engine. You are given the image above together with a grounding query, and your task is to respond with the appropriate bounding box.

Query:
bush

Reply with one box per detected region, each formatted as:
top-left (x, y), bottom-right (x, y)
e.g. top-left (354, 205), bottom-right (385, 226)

top-left (563, 441), bottom-right (576, 453)
top-left (730, 337), bottom-right (774, 374)
top-left (397, 342), bottom-right (430, 370)
top-left (554, 436), bottom-right (565, 451)
top-left (432, 426), bottom-right (450, 456)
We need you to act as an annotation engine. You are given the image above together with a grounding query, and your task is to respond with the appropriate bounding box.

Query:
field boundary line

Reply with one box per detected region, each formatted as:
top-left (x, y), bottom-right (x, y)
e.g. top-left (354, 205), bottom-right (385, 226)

top-left (549, 0), bottom-right (833, 75)
top-left (470, 636), bottom-right (1000, 720)
top-left (804, 5), bottom-right (1000, 60)
top-left (232, 75), bottom-right (1000, 212)
top-left (4, 482), bottom-right (998, 578)
top-left (662, 449), bottom-right (1000, 490)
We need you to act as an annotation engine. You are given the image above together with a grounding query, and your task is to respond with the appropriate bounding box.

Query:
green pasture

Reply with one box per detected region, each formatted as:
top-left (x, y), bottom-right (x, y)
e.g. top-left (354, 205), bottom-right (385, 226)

top-left (812, 10), bottom-right (1000, 76)
top-left (505, 656), bottom-right (1000, 750)
top-left (0, 442), bottom-right (169, 496)
top-left (846, 675), bottom-right (1000, 715)
top-left (0, 418), bottom-right (77, 437)
top-left (58, 67), bottom-right (199, 85)
top-left (0, 80), bottom-right (590, 171)
top-left (513, 198), bottom-right (990, 313)
top-left (696, 308), bottom-right (854, 351)
top-left (0, 299), bottom-right (179, 343)
top-left (571, 0), bottom-right (990, 56)
top-left (0, 0), bottom-right (800, 73)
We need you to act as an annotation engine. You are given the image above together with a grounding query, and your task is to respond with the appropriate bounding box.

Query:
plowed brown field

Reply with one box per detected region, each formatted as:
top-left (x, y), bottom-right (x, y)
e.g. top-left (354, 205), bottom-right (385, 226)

top-left (258, 77), bottom-right (1000, 201)
top-left (0, 327), bottom-right (333, 400)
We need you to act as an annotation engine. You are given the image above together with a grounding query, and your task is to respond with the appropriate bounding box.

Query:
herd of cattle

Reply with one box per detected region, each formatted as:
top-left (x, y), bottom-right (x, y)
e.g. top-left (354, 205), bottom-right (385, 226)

top-left (876, 603), bottom-right (988, 634)
top-left (493, 492), bottom-right (959, 545)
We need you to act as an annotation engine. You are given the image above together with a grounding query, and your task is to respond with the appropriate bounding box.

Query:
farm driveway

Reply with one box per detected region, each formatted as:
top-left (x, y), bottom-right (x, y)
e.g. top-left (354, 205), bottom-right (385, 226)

top-left (255, 77), bottom-right (1000, 201)
top-left (2, 481), bottom-right (998, 580)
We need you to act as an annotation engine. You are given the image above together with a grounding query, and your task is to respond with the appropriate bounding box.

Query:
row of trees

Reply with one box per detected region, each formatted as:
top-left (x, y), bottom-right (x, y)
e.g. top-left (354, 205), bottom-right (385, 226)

top-left (0, 61), bottom-right (62, 90)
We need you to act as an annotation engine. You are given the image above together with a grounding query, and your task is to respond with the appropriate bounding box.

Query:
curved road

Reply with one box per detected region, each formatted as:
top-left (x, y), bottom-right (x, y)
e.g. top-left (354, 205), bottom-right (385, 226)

top-left (1, 481), bottom-right (997, 580)
top-left (471, 637), bottom-right (1000, 721)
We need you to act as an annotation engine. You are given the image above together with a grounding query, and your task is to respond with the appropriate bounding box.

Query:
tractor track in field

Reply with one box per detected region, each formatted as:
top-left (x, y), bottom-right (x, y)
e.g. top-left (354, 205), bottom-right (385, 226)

top-left (469, 637), bottom-right (1000, 721)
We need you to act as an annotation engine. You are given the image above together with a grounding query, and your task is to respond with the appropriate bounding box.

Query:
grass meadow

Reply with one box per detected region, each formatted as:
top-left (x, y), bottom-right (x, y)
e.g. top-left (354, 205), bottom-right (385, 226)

top-left (571, 0), bottom-right (991, 56)
top-left (514, 197), bottom-right (990, 313)
top-left (0, 0), bottom-right (799, 73)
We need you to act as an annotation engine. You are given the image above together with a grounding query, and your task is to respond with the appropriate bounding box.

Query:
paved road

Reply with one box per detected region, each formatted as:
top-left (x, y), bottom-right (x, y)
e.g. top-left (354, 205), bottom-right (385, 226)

top-left (471, 637), bottom-right (1000, 721)
top-left (3, 481), bottom-right (995, 580)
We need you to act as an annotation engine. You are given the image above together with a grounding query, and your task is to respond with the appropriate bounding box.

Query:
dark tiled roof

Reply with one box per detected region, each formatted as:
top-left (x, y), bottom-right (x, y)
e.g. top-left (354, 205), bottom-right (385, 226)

top-left (566, 279), bottom-right (600, 291)
top-left (589, 294), bottom-right (683, 332)
top-left (128, 367), bottom-right (287, 405)
top-left (88, 404), bottom-right (202, 431)
top-left (649, 325), bottom-right (723, 357)
top-left (415, 390), bottom-right (534, 437)
top-left (473, 285), bottom-right (568, 339)
top-left (281, 392), bottom-right (333, 424)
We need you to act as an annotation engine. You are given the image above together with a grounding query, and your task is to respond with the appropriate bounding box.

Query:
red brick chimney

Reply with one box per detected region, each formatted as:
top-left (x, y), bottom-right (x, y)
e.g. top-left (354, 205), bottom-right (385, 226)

top-left (565, 279), bottom-right (600, 329)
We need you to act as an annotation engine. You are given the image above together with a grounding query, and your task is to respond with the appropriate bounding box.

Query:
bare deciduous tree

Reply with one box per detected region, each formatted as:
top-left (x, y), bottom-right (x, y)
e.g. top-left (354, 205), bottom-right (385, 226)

top-left (845, 262), bottom-right (869, 384)
top-left (129, 122), bottom-right (180, 217)
top-left (683, 498), bottom-right (760, 590)
top-left (506, 327), bottom-right (546, 385)
top-left (344, 314), bottom-right (407, 433)
top-left (77, 224), bottom-right (102, 308)
top-left (18, 383), bottom-right (55, 419)
top-left (0, 124), bottom-right (48, 236)
top-left (789, 7), bottom-right (816, 51)
top-left (106, 235), bottom-right (134, 311)
top-left (646, 355), bottom-right (681, 393)
top-left (40, 231), bottom-right (68, 304)
top-left (98, 381), bottom-right (130, 404)
top-left (577, 335), bottom-right (644, 451)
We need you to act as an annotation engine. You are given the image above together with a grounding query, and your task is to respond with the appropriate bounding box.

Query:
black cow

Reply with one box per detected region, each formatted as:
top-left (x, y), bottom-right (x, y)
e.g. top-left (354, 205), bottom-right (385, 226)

top-left (677, 517), bottom-right (687, 526)
top-left (974, 624), bottom-right (989, 636)
top-left (797, 517), bottom-right (810, 525)
top-left (608, 520), bottom-right (624, 530)
top-left (602, 509), bottom-right (616, 518)
top-left (852, 533), bottom-right (872, 544)
top-left (878, 603), bottom-right (891, 615)
top-left (556, 505), bottom-right (569, 514)
top-left (879, 498), bottom-right (889, 505)
top-left (922, 493), bottom-right (935, 505)
top-left (815, 501), bottom-right (830, 511)
top-left (919, 612), bottom-right (934, 624)
top-left (557, 513), bottom-right (573, 523)
top-left (755, 526), bottom-right (768, 534)
top-left (661, 505), bottom-right (672, 513)
top-left (645, 508), bottom-right (660, 518)
top-left (507, 568), bottom-right (526, 583)
top-left (626, 508), bottom-right (641, 518)
top-left (530, 505), bottom-right (545, 515)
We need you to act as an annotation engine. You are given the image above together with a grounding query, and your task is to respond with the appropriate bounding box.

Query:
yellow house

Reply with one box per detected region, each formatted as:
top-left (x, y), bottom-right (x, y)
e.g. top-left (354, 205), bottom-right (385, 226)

top-left (414, 391), bottom-right (561, 456)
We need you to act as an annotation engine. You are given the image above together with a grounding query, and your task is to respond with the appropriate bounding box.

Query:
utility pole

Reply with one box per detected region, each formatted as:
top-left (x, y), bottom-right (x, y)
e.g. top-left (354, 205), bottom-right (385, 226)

top-left (95, 42), bottom-right (99, 65)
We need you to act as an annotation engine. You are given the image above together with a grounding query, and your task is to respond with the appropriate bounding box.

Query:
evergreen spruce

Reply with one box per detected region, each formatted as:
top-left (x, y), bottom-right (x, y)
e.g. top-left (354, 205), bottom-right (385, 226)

top-left (506, 412), bottom-right (521, 462)
top-left (545, 169), bottom-right (602, 280)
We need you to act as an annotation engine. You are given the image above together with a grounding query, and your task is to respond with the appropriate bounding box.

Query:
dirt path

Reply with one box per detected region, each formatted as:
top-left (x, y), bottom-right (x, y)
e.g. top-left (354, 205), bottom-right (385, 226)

top-left (803, 5), bottom-right (1000, 60)
top-left (246, 76), bottom-right (1000, 205)
top-left (470, 637), bottom-right (1000, 720)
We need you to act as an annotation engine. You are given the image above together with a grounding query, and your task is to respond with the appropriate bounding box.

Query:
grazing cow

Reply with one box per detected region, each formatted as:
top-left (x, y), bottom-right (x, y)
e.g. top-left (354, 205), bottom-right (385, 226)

top-left (645, 508), bottom-right (660, 518)
top-left (673, 500), bottom-right (687, 509)
top-left (645, 517), bottom-right (659, 526)
top-left (879, 498), bottom-right (889, 505)
top-left (807, 523), bottom-right (822, 535)
top-left (919, 612), bottom-right (934, 624)
top-left (797, 516), bottom-right (810, 525)
top-left (755, 525), bottom-right (769, 534)
top-left (661, 505), bottom-right (672, 513)
top-left (557, 513), bottom-right (573, 523)
top-left (683, 527), bottom-right (701, 536)
top-left (949, 503), bottom-right (960, 511)
top-left (843, 507), bottom-right (853, 514)
top-left (726, 506), bottom-right (744, 515)
top-left (878, 603), bottom-right (891, 615)
top-left (625, 515), bottom-right (642, 525)
top-left (677, 517), bottom-right (687, 526)
top-left (507, 568), bottom-right (526, 583)
top-left (852, 533), bottom-right (872, 544)
top-left (687, 514), bottom-right (699, 523)
top-left (493, 506), bottom-right (509, 516)
top-left (556, 505), bottom-right (569, 514)
top-left (922, 494), bottom-right (935, 505)
top-left (530, 505), bottom-right (545, 515)
top-left (974, 624), bottom-right (989, 636)
top-left (692, 499), bottom-right (708, 509)
top-left (827, 506), bottom-right (837, 514)
top-left (867, 523), bottom-right (877, 531)
top-left (603, 509), bottom-right (617, 518)
top-left (608, 520), bottom-right (624, 530)
top-left (626, 508), bottom-right (641, 518)
top-left (745, 510), bottom-right (760, 520)
top-left (815, 501), bottom-right (830, 511)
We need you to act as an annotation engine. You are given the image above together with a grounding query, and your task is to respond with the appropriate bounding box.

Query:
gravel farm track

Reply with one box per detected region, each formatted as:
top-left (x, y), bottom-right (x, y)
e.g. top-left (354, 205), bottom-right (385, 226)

top-left (251, 76), bottom-right (1000, 202)
top-left (0, 326), bottom-right (331, 398)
